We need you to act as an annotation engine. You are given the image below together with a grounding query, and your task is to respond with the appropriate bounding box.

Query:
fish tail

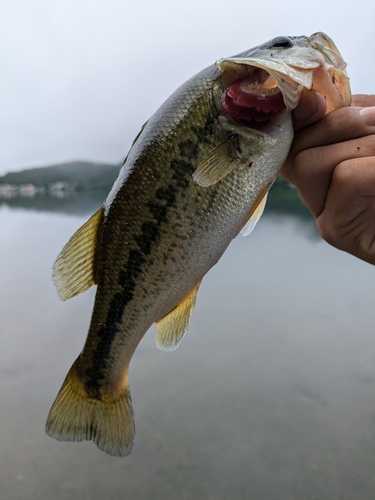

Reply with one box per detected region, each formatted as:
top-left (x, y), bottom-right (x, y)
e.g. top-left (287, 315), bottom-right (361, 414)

top-left (45, 358), bottom-right (135, 457)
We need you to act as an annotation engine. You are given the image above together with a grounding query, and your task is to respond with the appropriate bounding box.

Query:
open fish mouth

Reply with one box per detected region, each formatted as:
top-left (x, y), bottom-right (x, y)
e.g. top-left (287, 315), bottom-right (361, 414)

top-left (217, 32), bottom-right (351, 130)
top-left (221, 68), bottom-right (285, 126)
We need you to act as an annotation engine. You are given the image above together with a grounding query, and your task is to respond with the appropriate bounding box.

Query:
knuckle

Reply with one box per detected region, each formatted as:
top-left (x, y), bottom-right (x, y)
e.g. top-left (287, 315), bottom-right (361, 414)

top-left (293, 147), bottom-right (318, 173)
top-left (316, 214), bottom-right (345, 250)
top-left (317, 216), bottom-right (336, 245)
top-left (331, 160), bottom-right (352, 186)
top-left (323, 106), bottom-right (352, 128)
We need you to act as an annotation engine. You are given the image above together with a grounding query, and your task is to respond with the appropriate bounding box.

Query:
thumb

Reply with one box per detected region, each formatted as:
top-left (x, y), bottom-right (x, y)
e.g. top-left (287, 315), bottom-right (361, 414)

top-left (292, 90), bottom-right (327, 132)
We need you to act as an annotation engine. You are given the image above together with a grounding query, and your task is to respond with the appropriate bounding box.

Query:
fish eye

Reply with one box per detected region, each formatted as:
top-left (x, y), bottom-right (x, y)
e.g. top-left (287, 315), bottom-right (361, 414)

top-left (270, 36), bottom-right (294, 49)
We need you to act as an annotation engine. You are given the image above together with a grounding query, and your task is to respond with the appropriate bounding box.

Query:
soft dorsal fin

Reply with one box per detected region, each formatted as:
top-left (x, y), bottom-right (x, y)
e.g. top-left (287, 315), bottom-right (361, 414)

top-left (241, 192), bottom-right (268, 237)
top-left (192, 138), bottom-right (248, 187)
top-left (53, 206), bottom-right (104, 301)
top-left (156, 281), bottom-right (201, 351)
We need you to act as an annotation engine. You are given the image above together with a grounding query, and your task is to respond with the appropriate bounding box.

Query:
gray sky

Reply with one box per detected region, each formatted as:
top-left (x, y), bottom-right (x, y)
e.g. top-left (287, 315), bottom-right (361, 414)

top-left (1, 0), bottom-right (374, 175)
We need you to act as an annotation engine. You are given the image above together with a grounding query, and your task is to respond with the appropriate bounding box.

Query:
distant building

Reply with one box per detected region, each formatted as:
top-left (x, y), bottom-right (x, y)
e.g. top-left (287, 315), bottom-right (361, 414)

top-left (19, 184), bottom-right (37, 197)
top-left (0, 184), bottom-right (18, 198)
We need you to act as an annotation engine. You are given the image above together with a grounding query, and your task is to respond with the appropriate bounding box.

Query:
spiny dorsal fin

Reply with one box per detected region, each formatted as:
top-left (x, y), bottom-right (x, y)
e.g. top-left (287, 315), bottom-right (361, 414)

top-left (53, 206), bottom-right (104, 301)
top-left (131, 120), bottom-right (148, 146)
top-left (156, 281), bottom-right (201, 351)
top-left (241, 192), bottom-right (268, 237)
top-left (192, 138), bottom-right (248, 187)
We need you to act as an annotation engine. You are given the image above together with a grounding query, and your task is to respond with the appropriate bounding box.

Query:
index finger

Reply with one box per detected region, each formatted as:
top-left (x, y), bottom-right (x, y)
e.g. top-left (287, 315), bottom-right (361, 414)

top-left (291, 106), bottom-right (375, 157)
top-left (280, 105), bottom-right (375, 184)
top-left (292, 133), bottom-right (375, 217)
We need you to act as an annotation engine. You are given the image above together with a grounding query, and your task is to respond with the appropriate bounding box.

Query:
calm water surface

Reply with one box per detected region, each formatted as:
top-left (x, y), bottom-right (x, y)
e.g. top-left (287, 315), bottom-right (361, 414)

top-left (1, 202), bottom-right (375, 500)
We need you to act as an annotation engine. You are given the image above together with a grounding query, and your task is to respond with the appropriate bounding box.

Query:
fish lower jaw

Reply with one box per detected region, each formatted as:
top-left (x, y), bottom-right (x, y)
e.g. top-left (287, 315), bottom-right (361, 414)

top-left (222, 73), bottom-right (286, 128)
top-left (222, 106), bottom-right (290, 137)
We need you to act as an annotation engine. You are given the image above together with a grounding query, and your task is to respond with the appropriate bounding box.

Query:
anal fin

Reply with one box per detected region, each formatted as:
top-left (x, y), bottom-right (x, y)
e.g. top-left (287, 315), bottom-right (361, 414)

top-left (156, 281), bottom-right (201, 351)
top-left (53, 206), bottom-right (104, 301)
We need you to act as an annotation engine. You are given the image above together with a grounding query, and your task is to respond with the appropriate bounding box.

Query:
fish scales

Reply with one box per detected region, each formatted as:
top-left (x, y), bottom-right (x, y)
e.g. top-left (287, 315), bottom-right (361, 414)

top-left (83, 67), bottom-right (259, 394)
top-left (46, 33), bottom-right (351, 456)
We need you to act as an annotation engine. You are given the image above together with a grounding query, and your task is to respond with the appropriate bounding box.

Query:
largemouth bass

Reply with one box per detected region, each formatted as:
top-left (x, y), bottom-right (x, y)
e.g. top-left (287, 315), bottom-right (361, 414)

top-left (46, 32), bottom-right (351, 456)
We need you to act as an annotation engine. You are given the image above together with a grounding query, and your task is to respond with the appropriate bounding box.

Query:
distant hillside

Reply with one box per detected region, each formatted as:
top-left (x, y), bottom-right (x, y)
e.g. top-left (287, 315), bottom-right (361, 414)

top-left (76, 165), bottom-right (121, 192)
top-left (0, 161), bottom-right (121, 191)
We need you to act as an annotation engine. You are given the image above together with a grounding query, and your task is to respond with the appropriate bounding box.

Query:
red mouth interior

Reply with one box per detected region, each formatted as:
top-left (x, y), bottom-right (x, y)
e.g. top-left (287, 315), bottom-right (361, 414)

top-left (222, 70), bottom-right (285, 125)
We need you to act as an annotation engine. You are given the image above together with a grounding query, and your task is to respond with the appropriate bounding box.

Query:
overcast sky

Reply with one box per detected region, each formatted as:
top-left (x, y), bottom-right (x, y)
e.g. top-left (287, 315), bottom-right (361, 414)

top-left (1, 0), bottom-right (374, 175)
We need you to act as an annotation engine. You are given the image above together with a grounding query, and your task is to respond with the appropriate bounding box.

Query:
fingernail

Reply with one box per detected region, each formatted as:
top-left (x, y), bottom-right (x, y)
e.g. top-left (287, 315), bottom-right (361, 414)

top-left (359, 107), bottom-right (375, 126)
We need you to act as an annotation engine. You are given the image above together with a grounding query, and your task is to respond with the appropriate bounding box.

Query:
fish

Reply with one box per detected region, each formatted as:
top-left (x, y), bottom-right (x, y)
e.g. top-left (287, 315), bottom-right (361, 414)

top-left (46, 32), bottom-right (351, 456)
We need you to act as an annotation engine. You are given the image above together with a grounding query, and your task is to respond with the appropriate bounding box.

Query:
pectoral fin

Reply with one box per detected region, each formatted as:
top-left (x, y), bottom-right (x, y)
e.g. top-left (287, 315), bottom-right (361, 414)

top-left (156, 281), bottom-right (201, 351)
top-left (53, 206), bottom-right (104, 301)
top-left (193, 138), bottom-right (248, 187)
top-left (240, 188), bottom-right (269, 237)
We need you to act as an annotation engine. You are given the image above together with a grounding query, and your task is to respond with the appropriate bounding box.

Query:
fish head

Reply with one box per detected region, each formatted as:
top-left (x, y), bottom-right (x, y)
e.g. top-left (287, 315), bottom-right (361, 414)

top-left (215, 32), bottom-right (351, 131)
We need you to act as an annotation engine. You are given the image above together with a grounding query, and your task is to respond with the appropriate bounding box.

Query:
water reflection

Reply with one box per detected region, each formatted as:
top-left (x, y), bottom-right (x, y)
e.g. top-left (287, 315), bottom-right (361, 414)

top-left (0, 191), bottom-right (105, 216)
top-left (1, 202), bottom-right (375, 500)
top-left (0, 186), bottom-right (317, 219)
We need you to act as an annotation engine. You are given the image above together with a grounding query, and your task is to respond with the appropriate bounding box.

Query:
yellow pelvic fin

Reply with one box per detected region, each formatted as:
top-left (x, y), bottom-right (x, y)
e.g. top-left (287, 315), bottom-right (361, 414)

top-left (241, 191), bottom-right (269, 237)
top-left (46, 357), bottom-right (135, 457)
top-left (192, 138), bottom-right (248, 187)
top-left (53, 206), bottom-right (104, 301)
top-left (156, 281), bottom-right (201, 351)
top-left (239, 183), bottom-right (271, 237)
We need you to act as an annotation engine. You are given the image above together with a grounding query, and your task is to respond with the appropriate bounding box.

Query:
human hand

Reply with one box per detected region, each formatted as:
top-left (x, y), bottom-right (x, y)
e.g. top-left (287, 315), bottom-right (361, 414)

top-left (280, 93), bottom-right (375, 265)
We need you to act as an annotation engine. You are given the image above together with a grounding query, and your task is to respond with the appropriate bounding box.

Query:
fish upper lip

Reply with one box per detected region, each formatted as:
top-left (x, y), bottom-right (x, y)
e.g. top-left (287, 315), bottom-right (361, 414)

top-left (308, 32), bottom-right (348, 72)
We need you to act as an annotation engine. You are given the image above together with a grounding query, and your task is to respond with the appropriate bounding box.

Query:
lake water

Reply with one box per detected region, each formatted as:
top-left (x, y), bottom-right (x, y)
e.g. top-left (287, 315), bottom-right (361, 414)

top-left (1, 199), bottom-right (375, 500)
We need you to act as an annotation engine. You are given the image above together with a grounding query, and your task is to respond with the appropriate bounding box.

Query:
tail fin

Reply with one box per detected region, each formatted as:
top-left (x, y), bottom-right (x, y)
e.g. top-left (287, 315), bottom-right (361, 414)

top-left (46, 359), bottom-right (135, 457)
